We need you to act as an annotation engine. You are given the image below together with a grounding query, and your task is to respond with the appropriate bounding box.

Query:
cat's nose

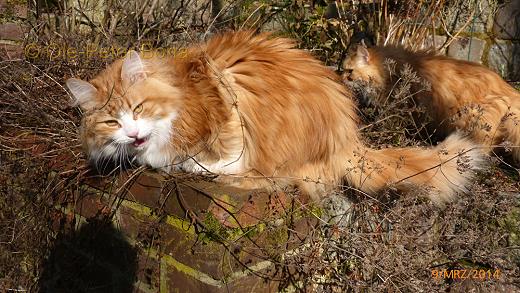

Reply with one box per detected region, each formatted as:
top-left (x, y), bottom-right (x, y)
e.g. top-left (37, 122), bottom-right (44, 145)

top-left (127, 128), bottom-right (139, 138)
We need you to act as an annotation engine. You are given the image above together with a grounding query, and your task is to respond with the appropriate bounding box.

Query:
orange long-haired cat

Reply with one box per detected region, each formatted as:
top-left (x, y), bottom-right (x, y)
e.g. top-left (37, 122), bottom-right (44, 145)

top-left (343, 43), bottom-right (520, 163)
top-left (66, 31), bottom-right (484, 205)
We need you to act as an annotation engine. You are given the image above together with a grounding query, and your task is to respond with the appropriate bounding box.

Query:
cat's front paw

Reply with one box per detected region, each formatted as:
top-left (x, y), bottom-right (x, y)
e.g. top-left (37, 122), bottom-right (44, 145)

top-left (180, 159), bottom-right (212, 174)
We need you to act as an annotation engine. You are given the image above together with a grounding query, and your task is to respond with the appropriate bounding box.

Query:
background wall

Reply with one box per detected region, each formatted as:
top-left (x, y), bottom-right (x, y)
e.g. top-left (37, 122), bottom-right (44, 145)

top-left (442, 0), bottom-right (520, 81)
top-left (2, 0), bottom-right (519, 80)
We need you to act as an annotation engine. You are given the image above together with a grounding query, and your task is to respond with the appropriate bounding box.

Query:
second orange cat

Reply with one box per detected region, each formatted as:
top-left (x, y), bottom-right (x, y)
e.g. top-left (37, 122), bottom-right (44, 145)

top-left (343, 43), bottom-right (520, 163)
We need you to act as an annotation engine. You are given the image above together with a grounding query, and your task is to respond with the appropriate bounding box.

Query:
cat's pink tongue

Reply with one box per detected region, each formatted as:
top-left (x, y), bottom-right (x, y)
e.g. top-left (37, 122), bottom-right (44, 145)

top-left (133, 138), bottom-right (147, 147)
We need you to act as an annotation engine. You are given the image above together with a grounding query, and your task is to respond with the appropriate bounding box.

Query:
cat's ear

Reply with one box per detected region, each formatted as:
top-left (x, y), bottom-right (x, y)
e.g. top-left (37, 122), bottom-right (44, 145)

top-left (121, 50), bottom-right (147, 86)
top-left (187, 56), bottom-right (208, 81)
top-left (66, 78), bottom-right (98, 110)
top-left (356, 41), bottom-right (370, 64)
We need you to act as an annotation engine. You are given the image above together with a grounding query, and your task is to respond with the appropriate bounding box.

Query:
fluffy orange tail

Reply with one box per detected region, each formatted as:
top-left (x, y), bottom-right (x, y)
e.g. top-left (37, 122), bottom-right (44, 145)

top-left (345, 133), bottom-right (485, 205)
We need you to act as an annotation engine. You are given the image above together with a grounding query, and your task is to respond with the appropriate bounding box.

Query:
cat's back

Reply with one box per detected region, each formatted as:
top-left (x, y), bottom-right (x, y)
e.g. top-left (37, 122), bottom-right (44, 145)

top-left (202, 31), bottom-right (357, 114)
top-left (374, 46), bottom-right (519, 99)
top-left (204, 31), bottom-right (342, 88)
top-left (418, 54), bottom-right (519, 99)
top-left (371, 46), bottom-right (434, 68)
top-left (374, 45), bottom-right (492, 78)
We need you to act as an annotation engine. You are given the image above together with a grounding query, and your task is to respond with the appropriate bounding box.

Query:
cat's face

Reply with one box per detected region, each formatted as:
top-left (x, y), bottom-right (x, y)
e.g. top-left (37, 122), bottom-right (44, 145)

top-left (342, 44), bottom-right (384, 87)
top-left (67, 51), bottom-right (182, 170)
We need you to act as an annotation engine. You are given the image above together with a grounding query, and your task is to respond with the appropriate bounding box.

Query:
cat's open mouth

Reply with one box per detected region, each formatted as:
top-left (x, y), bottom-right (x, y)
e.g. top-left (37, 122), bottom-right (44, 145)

top-left (132, 136), bottom-right (149, 147)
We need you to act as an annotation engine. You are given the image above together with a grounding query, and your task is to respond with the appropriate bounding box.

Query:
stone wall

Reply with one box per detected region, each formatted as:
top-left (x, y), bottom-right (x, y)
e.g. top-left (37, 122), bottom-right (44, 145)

top-left (435, 0), bottom-right (519, 81)
top-left (7, 121), bottom-right (315, 292)
top-left (7, 1), bottom-right (519, 80)
top-left (323, 0), bottom-right (520, 81)
top-left (42, 169), bottom-right (316, 292)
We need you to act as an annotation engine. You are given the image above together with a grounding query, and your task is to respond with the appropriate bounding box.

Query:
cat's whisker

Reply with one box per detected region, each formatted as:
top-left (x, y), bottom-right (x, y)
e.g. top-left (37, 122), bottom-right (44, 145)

top-left (124, 145), bottom-right (134, 168)
top-left (96, 144), bottom-right (109, 174)
top-left (118, 143), bottom-right (130, 168)
top-left (92, 145), bottom-right (107, 172)
top-left (116, 144), bottom-right (123, 170)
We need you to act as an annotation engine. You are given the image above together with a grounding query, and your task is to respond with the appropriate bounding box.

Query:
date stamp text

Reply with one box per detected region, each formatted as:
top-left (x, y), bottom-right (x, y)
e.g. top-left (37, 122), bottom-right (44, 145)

top-left (432, 269), bottom-right (501, 280)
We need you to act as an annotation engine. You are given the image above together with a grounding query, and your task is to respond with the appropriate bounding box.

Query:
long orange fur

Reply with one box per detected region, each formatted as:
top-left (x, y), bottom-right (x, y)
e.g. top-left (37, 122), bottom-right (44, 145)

top-left (343, 44), bottom-right (520, 162)
top-left (67, 31), bottom-right (485, 205)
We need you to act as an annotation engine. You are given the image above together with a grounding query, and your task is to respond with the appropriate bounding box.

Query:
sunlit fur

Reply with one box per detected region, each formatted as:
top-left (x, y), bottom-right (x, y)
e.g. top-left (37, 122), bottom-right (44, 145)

top-left (343, 45), bottom-right (520, 162)
top-left (67, 31), bottom-right (485, 205)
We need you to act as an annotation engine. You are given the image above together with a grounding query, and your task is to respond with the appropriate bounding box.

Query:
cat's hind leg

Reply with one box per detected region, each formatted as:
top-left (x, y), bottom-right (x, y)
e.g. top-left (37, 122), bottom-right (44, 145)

top-left (453, 96), bottom-right (512, 154)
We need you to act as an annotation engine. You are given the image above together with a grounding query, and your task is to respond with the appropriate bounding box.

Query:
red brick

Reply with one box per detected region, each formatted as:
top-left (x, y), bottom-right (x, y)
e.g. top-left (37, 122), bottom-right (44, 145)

top-left (82, 172), bottom-right (116, 190)
top-left (286, 217), bottom-right (319, 249)
top-left (0, 42), bottom-right (22, 59)
top-left (59, 170), bottom-right (319, 293)
top-left (136, 254), bottom-right (161, 290)
top-left (163, 182), bottom-right (212, 217)
top-left (118, 205), bottom-right (147, 239)
top-left (204, 189), bottom-right (289, 228)
top-left (86, 172), bottom-right (298, 227)
top-left (73, 192), bottom-right (112, 219)
top-left (125, 173), bottom-right (163, 207)
top-left (166, 267), bottom-right (219, 292)
top-left (117, 202), bottom-right (273, 282)
top-left (160, 225), bottom-right (228, 280)
top-left (0, 23), bottom-right (25, 40)
top-left (117, 202), bottom-right (230, 281)
top-left (163, 179), bottom-right (243, 218)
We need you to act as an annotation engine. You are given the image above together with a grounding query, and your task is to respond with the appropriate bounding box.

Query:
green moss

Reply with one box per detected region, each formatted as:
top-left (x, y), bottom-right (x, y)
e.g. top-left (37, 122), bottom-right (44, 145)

top-left (481, 39), bottom-right (492, 67)
top-left (200, 213), bottom-right (228, 242)
top-left (198, 212), bottom-right (276, 245)
top-left (268, 225), bottom-right (288, 244)
top-left (262, 225), bottom-right (289, 258)
top-left (121, 198), bottom-right (195, 235)
top-left (500, 208), bottom-right (520, 246)
top-left (294, 202), bottom-right (324, 219)
top-left (198, 213), bottom-right (243, 244)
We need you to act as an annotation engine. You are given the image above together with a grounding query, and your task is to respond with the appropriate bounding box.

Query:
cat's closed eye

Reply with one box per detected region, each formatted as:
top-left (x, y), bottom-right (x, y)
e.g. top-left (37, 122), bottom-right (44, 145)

top-left (133, 104), bottom-right (144, 120)
top-left (343, 69), bottom-right (354, 81)
top-left (133, 104), bottom-right (143, 114)
top-left (104, 120), bottom-right (121, 127)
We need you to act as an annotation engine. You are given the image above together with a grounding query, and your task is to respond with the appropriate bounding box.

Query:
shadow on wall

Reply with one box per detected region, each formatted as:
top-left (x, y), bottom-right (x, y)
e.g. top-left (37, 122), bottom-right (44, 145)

top-left (491, 0), bottom-right (520, 81)
top-left (507, 43), bottom-right (520, 81)
top-left (488, 41), bottom-right (520, 82)
top-left (39, 218), bottom-right (138, 293)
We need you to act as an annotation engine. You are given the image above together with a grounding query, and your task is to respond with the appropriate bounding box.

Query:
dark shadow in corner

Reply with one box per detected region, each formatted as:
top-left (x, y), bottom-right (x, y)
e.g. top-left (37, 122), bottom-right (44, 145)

top-left (38, 218), bottom-right (138, 293)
